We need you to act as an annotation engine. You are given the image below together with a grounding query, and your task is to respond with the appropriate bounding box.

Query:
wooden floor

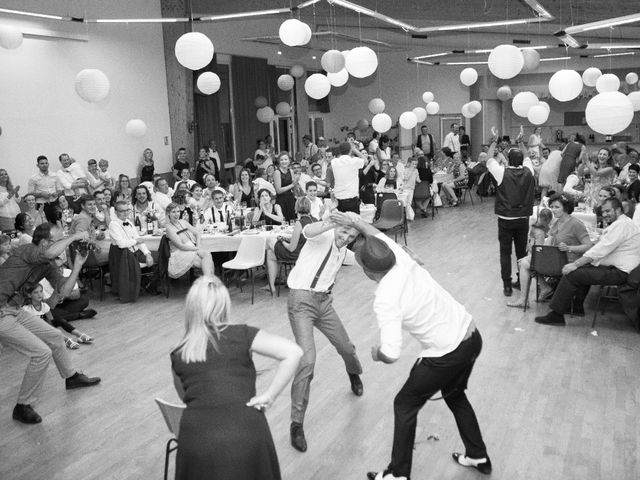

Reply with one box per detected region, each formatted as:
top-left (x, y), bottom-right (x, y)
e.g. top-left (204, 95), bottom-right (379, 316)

top-left (2, 197), bottom-right (640, 480)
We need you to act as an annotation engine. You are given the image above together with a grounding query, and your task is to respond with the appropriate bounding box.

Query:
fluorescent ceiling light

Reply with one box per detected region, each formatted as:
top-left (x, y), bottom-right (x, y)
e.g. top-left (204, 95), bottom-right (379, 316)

top-left (539, 56), bottom-right (571, 62)
top-left (411, 59), bottom-right (435, 65)
top-left (91, 18), bottom-right (187, 23)
top-left (296, 0), bottom-right (323, 7)
top-left (413, 52), bottom-right (450, 59)
top-left (327, 0), bottom-right (414, 31)
top-left (444, 61), bottom-right (488, 65)
top-left (0, 8), bottom-right (68, 20)
top-left (522, 0), bottom-right (553, 19)
top-left (587, 43), bottom-right (640, 50)
top-left (432, 19), bottom-right (530, 32)
top-left (199, 8), bottom-right (289, 21)
top-left (555, 32), bottom-right (582, 48)
top-left (564, 13), bottom-right (640, 34)
top-left (593, 51), bottom-right (637, 58)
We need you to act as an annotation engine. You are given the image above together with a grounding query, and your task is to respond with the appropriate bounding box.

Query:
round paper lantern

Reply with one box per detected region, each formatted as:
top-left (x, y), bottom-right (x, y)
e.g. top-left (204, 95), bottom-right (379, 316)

top-left (174, 32), bottom-right (214, 70)
top-left (74, 69), bottom-right (110, 103)
top-left (628, 91), bottom-right (640, 111)
top-left (527, 105), bottom-right (549, 125)
top-left (582, 67), bottom-right (602, 87)
top-left (461, 104), bottom-right (474, 119)
top-left (254, 96), bottom-right (268, 108)
top-left (290, 64), bottom-right (305, 78)
top-left (488, 44), bottom-right (524, 79)
top-left (497, 85), bottom-right (512, 102)
top-left (625, 72), bottom-right (639, 85)
top-left (277, 74), bottom-right (295, 91)
top-left (549, 69), bottom-right (583, 102)
top-left (279, 19), bottom-right (307, 47)
top-left (357, 119), bottom-right (369, 130)
top-left (300, 22), bottom-right (312, 46)
top-left (321, 50), bottom-right (345, 73)
top-left (368, 98), bottom-right (385, 114)
top-left (422, 91), bottom-right (435, 103)
top-left (512, 91), bottom-right (539, 117)
top-left (344, 46), bottom-right (378, 78)
top-left (460, 68), bottom-right (478, 86)
top-left (596, 73), bottom-right (620, 93)
top-left (372, 113), bottom-right (392, 133)
top-left (304, 73), bottom-right (331, 99)
top-left (275, 102), bottom-right (291, 116)
top-left (125, 119), bottom-right (147, 137)
top-left (256, 106), bottom-right (275, 123)
top-left (468, 100), bottom-right (482, 115)
top-left (539, 101), bottom-right (550, 112)
top-left (196, 72), bottom-right (221, 95)
top-left (412, 107), bottom-right (427, 123)
top-left (0, 25), bottom-right (23, 49)
top-left (327, 68), bottom-right (348, 87)
top-left (399, 112), bottom-right (418, 130)
top-left (585, 91), bottom-right (634, 135)
top-left (522, 49), bottom-right (540, 72)
top-left (426, 102), bottom-right (440, 115)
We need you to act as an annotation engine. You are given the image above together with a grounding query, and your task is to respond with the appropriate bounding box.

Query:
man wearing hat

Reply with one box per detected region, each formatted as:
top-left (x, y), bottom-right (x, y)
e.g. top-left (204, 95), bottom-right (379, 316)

top-left (330, 211), bottom-right (491, 480)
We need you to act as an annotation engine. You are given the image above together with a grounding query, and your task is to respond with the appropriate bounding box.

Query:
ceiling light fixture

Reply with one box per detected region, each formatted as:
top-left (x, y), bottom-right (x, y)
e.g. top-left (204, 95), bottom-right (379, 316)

top-left (327, 0), bottom-right (414, 31)
top-left (413, 52), bottom-right (450, 59)
top-left (0, 7), bottom-right (80, 21)
top-left (554, 32), bottom-right (582, 48)
top-left (593, 51), bottom-right (637, 58)
top-left (444, 61), bottom-right (489, 65)
top-left (564, 13), bottom-right (640, 34)
top-left (91, 18), bottom-right (188, 23)
top-left (199, 8), bottom-right (290, 22)
top-left (539, 56), bottom-right (571, 62)
top-left (587, 43), bottom-right (640, 50)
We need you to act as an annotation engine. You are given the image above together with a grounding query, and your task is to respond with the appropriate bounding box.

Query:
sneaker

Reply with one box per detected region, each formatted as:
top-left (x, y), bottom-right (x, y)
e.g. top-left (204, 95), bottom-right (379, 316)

top-left (65, 337), bottom-right (80, 349)
top-left (65, 372), bottom-right (101, 390)
top-left (12, 404), bottom-right (42, 424)
top-left (452, 453), bottom-right (492, 474)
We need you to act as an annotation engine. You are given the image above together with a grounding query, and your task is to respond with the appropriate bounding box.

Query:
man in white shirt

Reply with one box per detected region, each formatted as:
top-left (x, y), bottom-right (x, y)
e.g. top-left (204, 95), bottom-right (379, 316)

top-left (153, 178), bottom-right (174, 213)
top-left (310, 163), bottom-right (328, 196)
top-left (203, 190), bottom-right (231, 224)
top-left (368, 132), bottom-right (379, 155)
top-left (302, 134), bottom-right (319, 161)
top-left (443, 123), bottom-right (460, 155)
top-left (305, 181), bottom-right (325, 220)
top-left (208, 139), bottom-right (222, 182)
top-left (286, 217), bottom-right (363, 453)
top-left (108, 201), bottom-right (154, 266)
top-left (292, 161), bottom-right (312, 194)
top-left (331, 142), bottom-right (365, 214)
top-left (57, 153), bottom-right (89, 197)
top-left (536, 197), bottom-right (640, 326)
top-left (329, 212), bottom-right (490, 479)
top-left (29, 155), bottom-right (62, 223)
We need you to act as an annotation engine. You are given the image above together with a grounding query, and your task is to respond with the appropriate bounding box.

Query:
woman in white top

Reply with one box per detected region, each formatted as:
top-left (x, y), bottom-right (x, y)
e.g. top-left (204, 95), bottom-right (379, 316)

top-left (0, 168), bottom-right (21, 231)
top-left (527, 126), bottom-right (545, 161)
top-left (376, 135), bottom-right (391, 163)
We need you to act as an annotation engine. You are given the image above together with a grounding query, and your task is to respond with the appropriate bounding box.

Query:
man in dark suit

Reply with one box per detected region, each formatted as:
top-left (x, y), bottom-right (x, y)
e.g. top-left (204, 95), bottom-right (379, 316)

top-left (415, 125), bottom-right (435, 160)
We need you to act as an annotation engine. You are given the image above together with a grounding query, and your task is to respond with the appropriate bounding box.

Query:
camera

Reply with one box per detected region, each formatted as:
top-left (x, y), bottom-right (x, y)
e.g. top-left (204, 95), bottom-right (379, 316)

top-left (71, 240), bottom-right (96, 257)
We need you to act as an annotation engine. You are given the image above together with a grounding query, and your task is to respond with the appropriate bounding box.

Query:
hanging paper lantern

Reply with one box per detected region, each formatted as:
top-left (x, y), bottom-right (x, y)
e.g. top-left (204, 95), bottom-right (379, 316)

top-left (468, 101), bottom-right (482, 115)
top-left (304, 73), bottom-right (331, 99)
top-left (256, 106), bottom-right (275, 123)
top-left (585, 91), bottom-right (634, 135)
top-left (125, 119), bottom-right (147, 137)
top-left (277, 74), bottom-right (295, 91)
top-left (196, 72), bottom-right (221, 95)
top-left (548, 70), bottom-right (583, 102)
top-left (426, 101), bottom-right (439, 115)
top-left (527, 105), bottom-right (549, 125)
top-left (596, 73), bottom-right (620, 93)
top-left (412, 107), bottom-right (427, 123)
top-left (357, 119), bottom-right (369, 130)
top-left (74, 69), bottom-right (110, 103)
top-left (512, 91), bottom-right (539, 117)
top-left (275, 102), bottom-right (291, 116)
top-left (174, 32), bottom-right (214, 70)
top-left (422, 91), bottom-right (435, 103)
top-left (461, 104), bottom-right (474, 119)
top-left (368, 98), bottom-right (385, 114)
top-left (399, 112), bottom-right (418, 130)
top-left (521, 49), bottom-right (541, 72)
top-left (327, 68), bottom-right (348, 87)
top-left (300, 22), bottom-right (312, 46)
top-left (372, 113), bottom-right (392, 133)
top-left (254, 96), bottom-right (268, 108)
top-left (460, 68), bottom-right (478, 87)
top-left (628, 91), bottom-right (640, 111)
top-left (625, 72), bottom-right (639, 85)
top-left (321, 50), bottom-right (345, 73)
top-left (344, 46), bottom-right (378, 79)
top-left (0, 25), bottom-right (23, 49)
top-left (488, 44), bottom-right (524, 79)
top-left (279, 19), bottom-right (307, 47)
top-left (582, 67), bottom-right (602, 87)
top-left (539, 101), bottom-right (551, 112)
top-left (290, 64), bottom-right (305, 78)
top-left (497, 85), bottom-right (513, 102)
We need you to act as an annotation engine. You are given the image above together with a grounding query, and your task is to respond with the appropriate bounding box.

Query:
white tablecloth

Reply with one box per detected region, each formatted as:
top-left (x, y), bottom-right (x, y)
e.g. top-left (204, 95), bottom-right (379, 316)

top-left (530, 206), bottom-right (597, 228)
top-left (141, 228), bottom-right (288, 252)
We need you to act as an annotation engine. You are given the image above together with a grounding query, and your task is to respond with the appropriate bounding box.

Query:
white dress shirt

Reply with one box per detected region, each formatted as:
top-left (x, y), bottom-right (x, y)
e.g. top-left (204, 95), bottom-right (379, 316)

top-left (108, 217), bottom-right (151, 256)
top-left (585, 214), bottom-right (640, 273)
top-left (203, 204), bottom-right (230, 224)
top-left (308, 196), bottom-right (324, 219)
top-left (57, 163), bottom-right (87, 195)
top-left (443, 132), bottom-right (460, 153)
top-left (208, 149), bottom-right (222, 174)
top-left (331, 155), bottom-right (364, 200)
top-left (154, 190), bottom-right (174, 213)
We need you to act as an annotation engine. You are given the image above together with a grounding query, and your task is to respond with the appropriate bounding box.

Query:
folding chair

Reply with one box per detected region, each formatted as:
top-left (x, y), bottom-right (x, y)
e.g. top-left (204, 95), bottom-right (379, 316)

top-left (591, 285), bottom-right (620, 329)
top-left (222, 236), bottom-right (267, 304)
top-left (373, 199), bottom-right (407, 245)
top-left (374, 191), bottom-right (398, 222)
top-left (155, 398), bottom-right (185, 480)
top-left (523, 246), bottom-right (567, 312)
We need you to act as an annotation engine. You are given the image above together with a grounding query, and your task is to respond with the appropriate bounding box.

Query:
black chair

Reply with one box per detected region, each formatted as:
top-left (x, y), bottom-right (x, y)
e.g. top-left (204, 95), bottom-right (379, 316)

top-left (373, 199), bottom-right (407, 245)
top-left (591, 285), bottom-right (620, 329)
top-left (374, 192), bottom-right (398, 222)
top-left (413, 181), bottom-right (437, 219)
top-left (276, 259), bottom-right (296, 297)
top-left (523, 246), bottom-right (567, 312)
top-left (157, 235), bottom-right (195, 298)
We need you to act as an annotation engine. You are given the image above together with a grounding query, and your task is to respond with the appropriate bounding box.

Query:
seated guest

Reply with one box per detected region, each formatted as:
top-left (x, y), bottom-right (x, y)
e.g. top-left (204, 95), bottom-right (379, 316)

top-left (310, 162), bottom-right (329, 197)
top-left (292, 161), bottom-right (312, 196)
top-left (132, 184), bottom-right (163, 229)
top-left (195, 146), bottom-right (216, 186)
top-left (153, 177), bottom-right (174, 213)
top-left (93, 190), bottom-right (111, 227)
top-left (55, 194), bottom-right (75, 235)
top-left (250, 189), bottom-right (284, 226)
top-left (14, 213), bottom-right (35, 246)
top-left (165, 203), bottom-right (215, 278)
top-left (188, 184), bottom-right (208, 213)
top-left (202, 173), bottom-right (220, 205)
top-left (0, 234), bottom-right (11, 264)
top-left (563, 160), bottom-right (586, 201)
top-left (305, 181), bottom-right (325, 220)
top-left (204, 189), bottom-right (231, 224)
top-left (535, 197), bottom-right (640, 325)
top-left (594, 186), bottom-right (616, 228)
top-left (172, 190), bottom-right (195, 226)
top-left (114, 174), bottom-right (133, 204)
top-left (442, 153), bottom-right (467, 206)
top-left (626, 164), bottom-right (640, 203)
top-left (69, 194), bottom-right (109, 264)
top-left (377, 166), bottom-right (398, 191)
top-left (231, 168), bottom-right (255, 207)
top-left (0, 168), bottom-right (21, 231)
top-left (0, 223), bottom-right (100, 424)
top-left (402, 157), bottom-right (420, 221)
top-left (176, 167), bottom-right (196, 191)
top-left (22, 193), bottom-right (46, 228)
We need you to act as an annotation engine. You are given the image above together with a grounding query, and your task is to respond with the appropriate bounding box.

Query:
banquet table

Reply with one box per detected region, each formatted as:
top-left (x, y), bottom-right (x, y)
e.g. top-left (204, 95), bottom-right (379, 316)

top-left (432, 172), bottom-right (454, 185)
top-left (530, 205), bottom-right (597, 228)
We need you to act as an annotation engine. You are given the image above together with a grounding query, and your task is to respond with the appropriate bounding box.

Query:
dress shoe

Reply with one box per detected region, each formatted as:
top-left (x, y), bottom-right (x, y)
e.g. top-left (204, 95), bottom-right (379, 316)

top-left (503, 285), bottom-right (513, 297)
top-left (77, 309), bottom-right (97, 319)
top-left (348, 373), bottom-right (363, 396)
top-left (366, 472), bottom-right (407, 480)
top-left (452, 453), bottom-right (492, 474)
top-left (290, 422), bottom-right (307, 452)
top-left (571, 305), bottom-right (585, 317)
top-left (65, 372), bottom-right (101, 390)
top-left (534, 311), bottom-right (566, 326)
top-left (12, 404), bottom-right (42, 424)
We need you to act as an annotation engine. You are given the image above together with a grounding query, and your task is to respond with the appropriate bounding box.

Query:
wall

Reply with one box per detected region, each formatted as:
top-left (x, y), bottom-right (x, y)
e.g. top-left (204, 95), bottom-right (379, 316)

top-left (0, 0), bottom-right (172, 190)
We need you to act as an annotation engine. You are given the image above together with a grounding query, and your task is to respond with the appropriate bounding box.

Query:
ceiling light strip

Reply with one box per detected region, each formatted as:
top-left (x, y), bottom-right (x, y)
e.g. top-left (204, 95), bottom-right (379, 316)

top-left (199, 8), bottom-right (290, 22)
top-left (0, 7), bottom-right (73, 21)
top-left (522, 0), bottom-right (554, 19)
top-left (90, 18), bottom-right (189, 23)
top-left (587, 43), bottom-right (640, 50)
top-left (327, 0), bottom-right (415, 31)
top-left (539, 56), bottom-right (571, 62)
top-left (593, 51), bottom-right (637, 58)
top-left (564, 13), bottom-right (640, 34)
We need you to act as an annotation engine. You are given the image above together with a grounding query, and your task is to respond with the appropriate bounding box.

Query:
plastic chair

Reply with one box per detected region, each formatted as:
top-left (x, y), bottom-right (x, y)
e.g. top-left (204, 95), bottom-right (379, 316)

top-left (276, 259), bottom-right (296, 297)
top-left (222, 235), bottom-right (267, 304)
top-left (591, 285), bottom-right (620, 329)
top-left (155, 398), bottom-right (185, 480)
top-left (373, 199), bottom-right (407, 245)
top-left (523, 246), bottom-right (567, 311)
top-left (413, 181), bottom-right (437, 219)
top-left (374, 191), bottom-right (398, 222)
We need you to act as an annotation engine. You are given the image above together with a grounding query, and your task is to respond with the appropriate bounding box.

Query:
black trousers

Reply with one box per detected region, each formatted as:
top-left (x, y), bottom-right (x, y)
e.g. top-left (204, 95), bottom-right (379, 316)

top-left (387, 329), bottom-right (487, 479)
top-left (337, 196), bottom-right (360, 214)
top-left (51, 295), bottom-right (90, 325)
top-left (549, 265), bottom-right (628, 314)
top-left (498, 217), bottom-right (529, 284)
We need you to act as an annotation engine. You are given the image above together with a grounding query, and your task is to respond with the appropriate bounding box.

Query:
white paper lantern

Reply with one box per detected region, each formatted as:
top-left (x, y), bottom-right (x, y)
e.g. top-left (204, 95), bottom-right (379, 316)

top-left (196, 72), bottom-right (221, 95)
top-left (74, 69), bottom-right (110, 103)
top-left (512, 91), bottom-right (539, 117)
top-left (412, 107), bottom-right (427, 123)
top-left (625, 72), bottom-right (639, 85)
top-left (399, 112), bottom-right (418, 130)
top-left (461, 104), bottom-right (474, 119)
top-left (539, 101), bottom-right (550, 112)
top-left (582, 67), bottom-right (602, 87)
top-left (460, 68), bottom-right (478, 86)
top-left (422, 91), bottom-right (435, 103)
top-left (549, 69), bottom-right (583, 102)
top-left (596, 73), bottom-right (620, 93)
top-left (174, 32), bottom-right (214, 70)
top-left (426, 101), bottom-right (440, 115)
top-left (527, 105), bottom-right (549, 125)
top-left (522, 49), bottom-right (540, 72)
top-left (279, 19), bottom-right (307, 47)
top-left (254, 96), bottom-right (268, 108)
top-left (125, 119), bottom-right (147, 137)
top-left (300, 22), bottom-right (312, 46)
top-left (468, 100), bottom-right (482, 115)
top-left (372, 113), bottom-right (392, 133)
top-left (321, 50), bottom-right (345, 73)
top-left (357, 119), bottom-right (369, 130)
top-left (256, 106), bottom-right (275, 124)
top-left (327, 68), bottom-right (348, 87)
top-left (0, 25), bottom-right (23, 49)
top-left (497, 85), bottom-right (513, 102)
top-left (275, 102), bottom-right (291, 116)
top-left (290, 64), bottom-right (305, 78)
top-left (628, 91), bottom-right (640, 111)
top-left (277, 74), bottom-right (295, 91)
top-left (586, 91), bottom-right (634, 135)
top-left (368, 98), bottom-right (385, 114)
top-left (304, 73), bottom-right (331, 99)
top-left (344, 46), bottom-right (378, 79)
top-left (488, 44), bottom-right (524, 79)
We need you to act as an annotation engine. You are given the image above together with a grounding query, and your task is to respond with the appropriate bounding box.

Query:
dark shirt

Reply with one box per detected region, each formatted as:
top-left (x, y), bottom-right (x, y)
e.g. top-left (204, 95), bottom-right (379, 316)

top-left (173, 160), bottom-right (190, 178)
top-left (627, 180), bottom-right (640, 203)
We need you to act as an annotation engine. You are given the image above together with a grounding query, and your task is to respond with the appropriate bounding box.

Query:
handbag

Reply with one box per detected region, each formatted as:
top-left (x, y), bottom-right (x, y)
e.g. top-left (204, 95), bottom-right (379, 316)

top-left (531, 246), bottom-right (567, 276)
top-left (433, 191), bottom-right (443, 207)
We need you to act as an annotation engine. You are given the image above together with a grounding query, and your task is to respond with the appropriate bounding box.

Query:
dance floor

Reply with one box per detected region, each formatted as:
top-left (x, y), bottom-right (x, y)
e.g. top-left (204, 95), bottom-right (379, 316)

top-left (1, 198), bottom-right (639, 480)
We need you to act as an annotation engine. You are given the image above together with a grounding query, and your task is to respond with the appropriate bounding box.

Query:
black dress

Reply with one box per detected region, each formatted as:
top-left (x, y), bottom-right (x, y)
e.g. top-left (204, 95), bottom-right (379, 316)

top-left (140, 164), bottom-right (154, 183)
top-left (171, 325), bottom-right (281, 480)
top-left (274, 215), bottom-right (313, 262)
top-left (275, 169), bottom-right (296, 221)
